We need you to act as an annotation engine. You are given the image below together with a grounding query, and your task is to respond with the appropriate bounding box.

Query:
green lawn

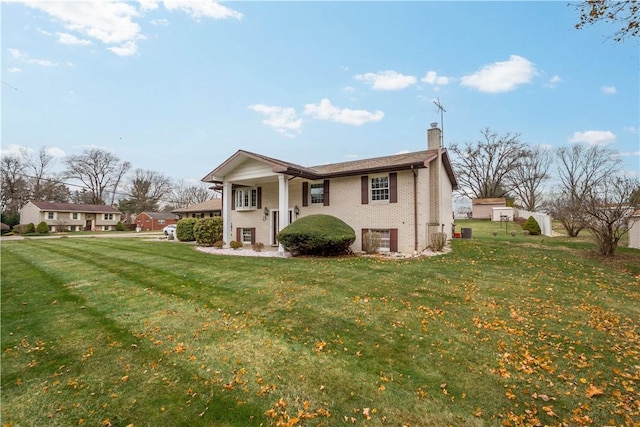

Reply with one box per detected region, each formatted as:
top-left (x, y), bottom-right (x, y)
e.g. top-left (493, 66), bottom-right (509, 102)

top-left (2, 222), bottom-right (639, 426)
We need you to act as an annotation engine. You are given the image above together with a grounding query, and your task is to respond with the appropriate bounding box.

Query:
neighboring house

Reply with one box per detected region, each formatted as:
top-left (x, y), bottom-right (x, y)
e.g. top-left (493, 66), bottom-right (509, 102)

top-left (172, 199), bottom-right (222, 219)
top-left (629, 210), bottom-right (640, 249)
top-left (472, 198), bottom-right (506, 219)
top-left (134, 212), bottom-right (178, 231)
top-left (201, 125), bottom-right (457, 254)
top-left (19, 201), bottom-right (122, 232)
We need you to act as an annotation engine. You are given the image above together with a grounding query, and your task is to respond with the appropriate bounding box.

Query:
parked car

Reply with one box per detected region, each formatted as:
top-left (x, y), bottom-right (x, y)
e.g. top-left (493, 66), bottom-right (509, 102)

top-left (163, 224), bottom-right (177, 235)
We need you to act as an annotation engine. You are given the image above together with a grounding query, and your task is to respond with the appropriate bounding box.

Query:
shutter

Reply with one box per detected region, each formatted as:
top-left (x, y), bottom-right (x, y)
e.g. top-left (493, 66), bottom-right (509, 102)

top-left (231, 189), bottom-right (236, 210)
top-left (302, 182), bottom-right (309, 207)
top-left (361, 228), bottom-right (369, 252)
top-left (236, 228), bottom-right (241, 242)
top-left (390, 229), bottom-right (398, 252)
top-left (323, 180), bottom-right (330, 206)
top-left (389, 173), bottom-right (397, 203)
top-left (250, 228), bottom-right (256, 244)
top-left (257, 187), bottom-right (262, 209)
top-left (361, 176), bottom-right (369, 204)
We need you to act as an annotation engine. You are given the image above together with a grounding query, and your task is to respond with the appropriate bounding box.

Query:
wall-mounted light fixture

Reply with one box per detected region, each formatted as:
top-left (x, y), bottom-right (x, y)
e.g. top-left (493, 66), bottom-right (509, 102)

top-left (263, 207), bottom-right (269, 221)
top-left (294, 205), bottom-right (300, 217)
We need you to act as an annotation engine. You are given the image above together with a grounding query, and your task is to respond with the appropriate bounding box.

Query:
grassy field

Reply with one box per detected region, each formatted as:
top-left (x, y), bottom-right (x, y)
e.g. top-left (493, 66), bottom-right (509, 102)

top-left (1, 221), bottom-right (639, 426)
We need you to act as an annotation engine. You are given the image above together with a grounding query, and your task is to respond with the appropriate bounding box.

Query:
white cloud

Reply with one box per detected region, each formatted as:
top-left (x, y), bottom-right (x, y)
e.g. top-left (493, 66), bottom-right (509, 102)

top-left (8, 48), bottom-right (57, 66)
top-left (342, 86), bottom-right (356, 93)
top-left (138, 0), bottom-right (161, 12)
top-left (461, 55), bottom-right (537, 93)
top-left (355, 71), bottom-right (416, 90)
top-left (569, 130), bottom-right (616, 145)
top-left (7, 67), bottom-right (22, 73)
top-left (601, 86), bottom-right (616, 95)
top-left (304, 98), bottom-right (384, 126)
top-left (150, 18), bottom-right (169, 26)
top-left (46, 147), bottom-right (67, 158)
top-left (421, 71), bottom-right (450, 86)
top-left (108, 40), bottom-right (139, 56)
top-left (248, 104), bottom-right (302, 137)
top-left (162, 0), bottom-right (243, 20)
top-left (57, 32), bottom-right (92, 46)
top-left (544, 74), bottom-right (562, 88)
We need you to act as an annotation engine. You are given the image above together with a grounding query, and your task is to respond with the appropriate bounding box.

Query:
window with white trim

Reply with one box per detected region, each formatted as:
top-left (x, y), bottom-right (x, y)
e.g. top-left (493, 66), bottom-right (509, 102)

top-left (72, 212), bottom-right (78, 220)
top-left (371, 176), bottom-right (389, 201)
top-left (235, 188), bottom-right (258, 210)
top-left (47, 212), bottom-right (54, 219)
top-left (240, 228), bottom-right (253, 244)
top-left (310, 183), bottom-right (324, 204)
top-left (371, 229), bottom-right (390, 252)
top-left (104, 213), bottom-right (114, 220)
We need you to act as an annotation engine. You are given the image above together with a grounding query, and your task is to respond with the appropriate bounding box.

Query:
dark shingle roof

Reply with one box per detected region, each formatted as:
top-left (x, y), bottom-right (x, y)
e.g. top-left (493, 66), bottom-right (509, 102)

top-left (30, 201), bottom-right (121, 213)
top-left (172, 199), bottom-right (222, 214)
top-left (139, 212), bottom-right (179, 220)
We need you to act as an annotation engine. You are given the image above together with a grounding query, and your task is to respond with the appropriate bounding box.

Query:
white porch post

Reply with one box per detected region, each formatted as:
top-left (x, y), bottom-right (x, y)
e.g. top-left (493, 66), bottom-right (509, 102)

top-left (277, 174), bottom-right (289, 253)
top-left (222, 181), bottom-right (232, 247)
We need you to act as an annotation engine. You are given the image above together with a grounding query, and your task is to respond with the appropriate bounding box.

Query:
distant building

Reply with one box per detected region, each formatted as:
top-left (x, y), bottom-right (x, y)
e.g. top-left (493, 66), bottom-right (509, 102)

top-left (134, 212), bottom-right (178, 231)
top-left (19, 201), bottom-right (122, 232)
top-left (472, 198), bottom-right (506, 220)
top-left (172, 199), bottom-right (222, 219)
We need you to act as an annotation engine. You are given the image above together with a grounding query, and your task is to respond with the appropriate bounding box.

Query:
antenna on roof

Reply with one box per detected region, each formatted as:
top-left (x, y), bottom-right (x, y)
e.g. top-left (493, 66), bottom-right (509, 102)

top-left (433, 97), bottom-right (446, 147)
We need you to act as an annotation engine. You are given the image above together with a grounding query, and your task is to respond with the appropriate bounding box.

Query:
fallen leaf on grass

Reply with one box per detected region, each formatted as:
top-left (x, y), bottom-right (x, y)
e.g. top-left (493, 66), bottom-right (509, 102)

top-left (585, 384), bottom-right (604, 398)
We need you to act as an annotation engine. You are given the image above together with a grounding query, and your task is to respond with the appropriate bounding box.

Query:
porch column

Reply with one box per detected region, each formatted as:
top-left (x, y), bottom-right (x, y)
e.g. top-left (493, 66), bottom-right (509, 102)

top-left (277, 174), bottom-right (289, 253)
top-left (222, 181), bottom-right (232, 247)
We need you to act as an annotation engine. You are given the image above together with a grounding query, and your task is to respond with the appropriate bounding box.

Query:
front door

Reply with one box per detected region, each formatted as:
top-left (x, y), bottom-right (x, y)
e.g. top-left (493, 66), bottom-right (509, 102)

top-left (85, 220), bottom-right (92, 231)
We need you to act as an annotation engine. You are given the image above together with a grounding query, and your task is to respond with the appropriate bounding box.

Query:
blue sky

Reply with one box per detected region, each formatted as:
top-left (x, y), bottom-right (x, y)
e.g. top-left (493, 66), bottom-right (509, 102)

top-left (2, 1), bottom-right (639, 186)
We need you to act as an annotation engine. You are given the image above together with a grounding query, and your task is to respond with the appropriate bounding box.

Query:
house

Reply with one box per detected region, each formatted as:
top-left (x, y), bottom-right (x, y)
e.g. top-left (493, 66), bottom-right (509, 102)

top-left (19, 201), bottom-right (122, 232)
top-left (201, 125), bottom-right (457, 254)
top-left (134, 212), bottom-right (178, 232)
top-left (172, 199), bottom-right (222, 219)
top-left (472, 198), bottom-right (506, 219)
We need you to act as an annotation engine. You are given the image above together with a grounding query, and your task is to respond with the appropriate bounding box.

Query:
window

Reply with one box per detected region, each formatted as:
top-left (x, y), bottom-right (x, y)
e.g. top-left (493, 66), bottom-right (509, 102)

top-left (310, 183), bottom-right (324, 204)
top-left (371, 229), bottom-right (391, 251)
top-left (70, 226), bottom-right (77, 231)
top-left (104, 213), bottom-right (114, 220)
top-left (158, 219), bottom-right (165, 225)
top-left (72, 212), bottom-right (78, 220)
top-left (371, 176), bottom-right (389, 201)
top-left (241, 228), bottom-right (253, 244)
top-left (47, 212), bottom-right (54, 219)
top-left (235, 188), bottom-right (258, 210)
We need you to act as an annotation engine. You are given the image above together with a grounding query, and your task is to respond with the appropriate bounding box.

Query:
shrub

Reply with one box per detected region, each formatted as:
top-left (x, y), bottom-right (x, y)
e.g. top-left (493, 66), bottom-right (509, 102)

top-left (193, 217), bottom-right (223, 246)
top-left (277, 214), bottom-right (355, 257)
top-left (24, 223), bottom-right (36, 234)
top-left (522, 216), bottom-right (541, 235)
top-left (176, 218), bottom-right (198, 242)
top-left (430, 232), bottom-right (447, 252)
top-left (36, 221), bottom-right (49, 234)
top-left (213, 240), bottom-right (225, 249)
top-left (252, 242), bottom-right (265, 252)
top-left (115, 221), bottom-right (125, 231)
top-left (363, 231), bottom-right (381, 254)
top-left (230, 240), bottom-right (243, 250)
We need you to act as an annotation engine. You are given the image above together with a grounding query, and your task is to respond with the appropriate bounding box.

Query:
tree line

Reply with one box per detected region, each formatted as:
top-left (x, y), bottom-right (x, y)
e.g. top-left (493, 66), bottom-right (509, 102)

top-left (0, 147), bottom-right (217, 226)
top-left (449, 128), bottom-right (640, 256)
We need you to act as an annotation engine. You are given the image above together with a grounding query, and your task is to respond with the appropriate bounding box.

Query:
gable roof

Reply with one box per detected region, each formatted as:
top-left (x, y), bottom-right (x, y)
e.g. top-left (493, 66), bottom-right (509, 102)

top-left (137, 212), bottom-right (178, 220)
top-left (28, 201), bottom-right (121, 213)
top-left (202, 149), bottom-right (457, 188)
top-left (172, 199), bottom-right (222, 214)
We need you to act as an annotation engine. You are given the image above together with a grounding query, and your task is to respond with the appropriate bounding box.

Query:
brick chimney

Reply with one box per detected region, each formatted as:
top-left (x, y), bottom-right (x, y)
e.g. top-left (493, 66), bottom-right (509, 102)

top-left (427, 122), bottom-right (441, 150)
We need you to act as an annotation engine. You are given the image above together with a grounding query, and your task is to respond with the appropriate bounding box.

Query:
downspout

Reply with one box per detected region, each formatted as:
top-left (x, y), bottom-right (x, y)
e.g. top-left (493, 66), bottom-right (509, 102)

top-left (412, 165), bottom-right (418, 253)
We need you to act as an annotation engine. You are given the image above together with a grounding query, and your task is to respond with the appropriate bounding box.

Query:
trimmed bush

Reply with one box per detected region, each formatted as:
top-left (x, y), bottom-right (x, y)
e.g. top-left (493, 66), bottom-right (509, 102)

top-left (115, 221), bottom-right (125, 231)
top-left (230, 240), bottom-right (243, 250)
top-left (25, 223), bottom-right (36, 234)
top-left (36, 221), bottom-right (49, 234)
top-left (277, 214), bottom-right (355, 256)
top-left (522, 216), bottom-right (541, 236)
top-left (176, 218), bottom-right (198, 242)
top-left (252, 242), bottom-right (265, 252)
top-left (193, 217), bottom-right (223, 247)
top-left (213, 240), bottom-right (225, 249)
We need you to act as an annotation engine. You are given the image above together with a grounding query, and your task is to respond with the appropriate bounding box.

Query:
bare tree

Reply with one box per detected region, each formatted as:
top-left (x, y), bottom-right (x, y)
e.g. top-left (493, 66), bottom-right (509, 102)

top-left (20, 147), bottom-right (69, 203)
top-left (450, 128), bottom-right (529, 200)
top-left (63, 149), bottom-right (131, 205)
top-left (583, 175), bottom-right (640, 256)
top-left (575, 0), bottom-right (639, 42)
top-left (1, 154), bottom-right (29, 216)
top-left (507, 145), bottom-right (552, 211)
top-left (121, 169), bottom-right (173, 214)
top-left (551, 144), bottom-right (620, 237)
top-left (168, 180), bottom-right (217, 209)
